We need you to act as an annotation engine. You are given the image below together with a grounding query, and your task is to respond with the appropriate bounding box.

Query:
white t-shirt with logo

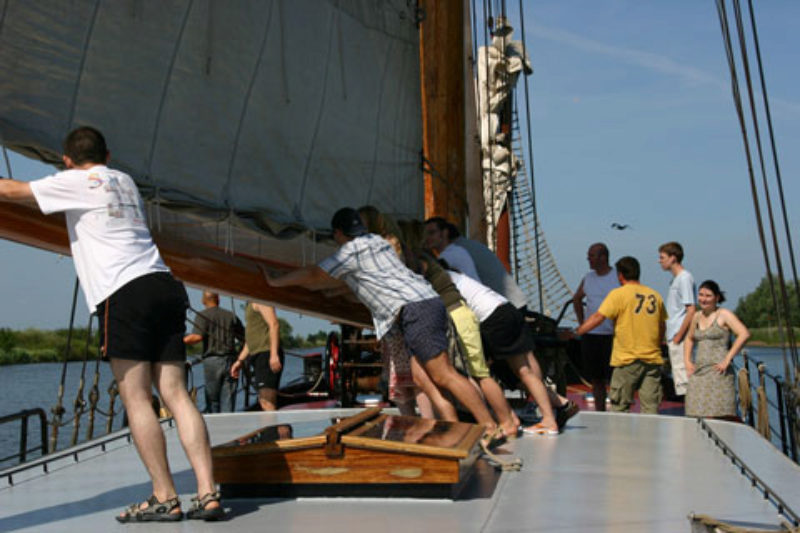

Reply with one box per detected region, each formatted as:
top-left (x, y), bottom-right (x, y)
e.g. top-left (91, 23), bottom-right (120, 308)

top-left (30, 165), bottom-right (169, 312)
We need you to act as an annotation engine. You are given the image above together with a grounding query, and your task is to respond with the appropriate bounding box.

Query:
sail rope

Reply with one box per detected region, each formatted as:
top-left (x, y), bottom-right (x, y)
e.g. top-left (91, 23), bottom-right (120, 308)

top-left (515, 0), bottom-right (543, 313)
top-left (68, 315), bottom-right (94, 447)
top-left (714, 0), bottom-right (798, 381)
top-left (729, 0), bottom-right (799, 376)
top-left (2, 145), bottom-right (13, 179)
top-left (744, 0), bottom-right (800, 319)
top-left (48, 278), bottom-right (80, 453)
top-left (737, 367), bottom-right (752, 422)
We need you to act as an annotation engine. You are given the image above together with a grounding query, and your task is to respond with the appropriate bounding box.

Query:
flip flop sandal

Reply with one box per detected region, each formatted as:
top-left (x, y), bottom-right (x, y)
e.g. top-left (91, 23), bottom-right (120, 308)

top-left (115, 494), bottom-right (182, 523)
top-left (522, 423), bottom-right (559, 436)
top-left (186, 491), bottom-right (225, 521)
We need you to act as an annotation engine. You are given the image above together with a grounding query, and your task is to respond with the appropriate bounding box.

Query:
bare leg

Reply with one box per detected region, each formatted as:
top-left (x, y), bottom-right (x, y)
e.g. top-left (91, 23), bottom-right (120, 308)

top-left (477, 377), bottom-right (519, 436)
top-left (421, 352), bottom-right (495, 429)
top-left (153, 361), bottom-right (218, 509)
top-left (411, 357), bottom-right (457, 420)
top-left (257, 387), bottom-right (278, 411)
top-left (415, 390), bottom-right (435, 418)
top-left (111, 359), bottom-right (181, 515)
top-left (508, 354), bottom-right (558, 431)
top-left (526, 352), bottom-right (568, 408)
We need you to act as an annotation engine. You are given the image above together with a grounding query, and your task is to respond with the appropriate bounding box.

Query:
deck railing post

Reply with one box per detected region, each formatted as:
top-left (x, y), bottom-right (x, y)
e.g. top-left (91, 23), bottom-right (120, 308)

top-left (19, 416), bottom-right (28, 464)
top-left (776, 379), bottom-right (789, 456)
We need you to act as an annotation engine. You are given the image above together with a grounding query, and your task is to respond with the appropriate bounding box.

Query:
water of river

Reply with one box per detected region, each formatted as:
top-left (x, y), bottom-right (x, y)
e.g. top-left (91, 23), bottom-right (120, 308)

top-left (0, 349), bottom-right (309, 469)
top-left (0, 346), bottom-right (795, 469)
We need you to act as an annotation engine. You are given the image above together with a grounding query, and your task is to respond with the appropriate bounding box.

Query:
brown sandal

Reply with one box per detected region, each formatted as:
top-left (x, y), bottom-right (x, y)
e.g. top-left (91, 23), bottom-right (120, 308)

top-left (186, 491), bottom-right (225, 521)
top-left (115, 494), bottom-right (182, 523)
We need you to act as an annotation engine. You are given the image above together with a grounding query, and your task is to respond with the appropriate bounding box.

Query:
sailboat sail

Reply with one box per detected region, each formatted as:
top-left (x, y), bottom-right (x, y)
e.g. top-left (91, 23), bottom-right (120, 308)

top-left (0, 0), bottom-right (423, 323)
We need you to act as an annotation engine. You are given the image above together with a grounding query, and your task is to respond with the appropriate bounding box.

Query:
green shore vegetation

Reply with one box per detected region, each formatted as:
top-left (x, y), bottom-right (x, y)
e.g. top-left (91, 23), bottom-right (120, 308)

top-left (0, 318), bottom-right (334, 366)
top-left (734, 275), bottom-right (798, 347)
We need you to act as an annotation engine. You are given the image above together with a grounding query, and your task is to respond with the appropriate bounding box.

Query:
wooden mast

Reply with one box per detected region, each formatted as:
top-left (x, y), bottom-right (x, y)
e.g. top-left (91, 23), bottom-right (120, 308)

top-left (419, 0), bottom-right (467, 229)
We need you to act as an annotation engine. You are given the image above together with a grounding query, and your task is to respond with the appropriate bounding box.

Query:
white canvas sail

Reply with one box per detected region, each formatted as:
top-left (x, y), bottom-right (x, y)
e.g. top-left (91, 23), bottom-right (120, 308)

top-left (0, 0), bottom-right (423, 260)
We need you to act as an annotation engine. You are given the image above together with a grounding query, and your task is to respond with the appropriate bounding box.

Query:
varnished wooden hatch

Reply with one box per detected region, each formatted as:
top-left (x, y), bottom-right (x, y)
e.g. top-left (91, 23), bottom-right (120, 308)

top-left (212, 407), bottom-right (485, 498)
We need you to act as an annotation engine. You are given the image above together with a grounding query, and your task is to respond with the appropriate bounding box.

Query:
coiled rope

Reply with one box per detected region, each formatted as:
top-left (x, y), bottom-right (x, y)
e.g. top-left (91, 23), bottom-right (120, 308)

top-left (737, 367), bottom-right (752, 423)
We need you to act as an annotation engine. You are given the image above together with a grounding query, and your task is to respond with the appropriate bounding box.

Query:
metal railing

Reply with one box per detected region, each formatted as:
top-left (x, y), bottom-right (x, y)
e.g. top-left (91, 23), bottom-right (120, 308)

top-left (0, 408), bottom-right (48, 465)
top-left (734, 350), bottom-right (798, 463)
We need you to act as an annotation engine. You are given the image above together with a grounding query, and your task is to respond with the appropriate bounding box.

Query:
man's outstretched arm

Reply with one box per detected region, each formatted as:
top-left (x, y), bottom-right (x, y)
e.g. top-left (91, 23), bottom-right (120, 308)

top-left (0, 179), bottom-right (38, 208)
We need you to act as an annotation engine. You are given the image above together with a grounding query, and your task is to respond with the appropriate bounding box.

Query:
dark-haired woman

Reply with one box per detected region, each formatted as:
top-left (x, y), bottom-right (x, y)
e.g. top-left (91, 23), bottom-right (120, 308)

top-left (683, 280), bottom-right (750, 418)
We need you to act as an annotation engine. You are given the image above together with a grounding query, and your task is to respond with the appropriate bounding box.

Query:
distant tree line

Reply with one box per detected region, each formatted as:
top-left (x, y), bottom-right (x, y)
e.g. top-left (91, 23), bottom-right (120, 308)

top-left (0, 321), bottom-right (336, 365)
top-left (734, 276), bottom-right (799, 328)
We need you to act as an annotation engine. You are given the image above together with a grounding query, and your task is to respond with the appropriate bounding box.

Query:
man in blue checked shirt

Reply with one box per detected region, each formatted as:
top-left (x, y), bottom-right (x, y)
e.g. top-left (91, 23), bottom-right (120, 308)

top-left (265, 207), bottom-right (497, 435)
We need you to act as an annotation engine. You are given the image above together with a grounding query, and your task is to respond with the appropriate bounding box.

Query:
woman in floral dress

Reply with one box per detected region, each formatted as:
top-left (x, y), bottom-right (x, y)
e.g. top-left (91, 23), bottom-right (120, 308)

top-left (683, 280), bottom-right (750, 418)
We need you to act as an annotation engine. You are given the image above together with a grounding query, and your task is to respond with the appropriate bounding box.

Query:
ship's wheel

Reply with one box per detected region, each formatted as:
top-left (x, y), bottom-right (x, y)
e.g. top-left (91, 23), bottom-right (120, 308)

top-left (324, 331), bottom-right (341, 397)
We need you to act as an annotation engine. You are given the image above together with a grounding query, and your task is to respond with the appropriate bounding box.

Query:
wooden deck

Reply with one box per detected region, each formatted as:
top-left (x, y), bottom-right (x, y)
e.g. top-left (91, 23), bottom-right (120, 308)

top-left (2, 408), bottom-right (799, 532)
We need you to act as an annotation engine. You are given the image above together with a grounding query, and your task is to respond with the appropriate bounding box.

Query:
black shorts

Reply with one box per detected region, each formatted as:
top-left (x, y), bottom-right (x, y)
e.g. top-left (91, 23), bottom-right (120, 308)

top-left (399, 298), bottom-right (449, 363)
top-left (250, 348), bottom-right (285, 390)
top-left (480, 303), bottom-right (535, 360)
top-left (97, 272), bottom-right (188, 363)
top-left (581, 334), bottom-right (613, 381)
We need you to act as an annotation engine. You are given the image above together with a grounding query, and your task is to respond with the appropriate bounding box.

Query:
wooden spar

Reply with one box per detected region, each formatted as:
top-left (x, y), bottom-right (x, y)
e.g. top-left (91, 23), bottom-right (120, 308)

top-left (463, 0), bottom-right (487, 244)
top-left (419, 0), bottom-right (468, 229)
top-left (0, 202), bottom-right (371, 327)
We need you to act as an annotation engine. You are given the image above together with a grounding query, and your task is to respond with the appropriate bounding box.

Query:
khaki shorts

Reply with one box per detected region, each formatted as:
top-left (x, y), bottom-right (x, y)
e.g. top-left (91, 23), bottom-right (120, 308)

top-left (609, 360), bottom-right (663, 414)
top-left (449, 303), bottom-right (490, 379)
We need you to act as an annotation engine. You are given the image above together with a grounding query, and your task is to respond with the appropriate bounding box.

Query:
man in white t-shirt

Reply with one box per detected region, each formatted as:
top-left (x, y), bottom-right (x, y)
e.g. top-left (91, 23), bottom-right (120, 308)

top-left (0, 127), bottom-right (222, 522)
top-left (658, 241), bottom-right (696, 397)
top-left (424, 216), bottom-right (528, 309)
top-left (572, 243), bottom-right (619, 411)
top-left (423, 217), bottom-right (481, 280)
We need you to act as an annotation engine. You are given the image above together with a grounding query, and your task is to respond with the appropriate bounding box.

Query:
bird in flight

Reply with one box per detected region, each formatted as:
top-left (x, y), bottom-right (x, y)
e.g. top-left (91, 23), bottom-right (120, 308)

top-left (611, 223), bottom-right (631, 230)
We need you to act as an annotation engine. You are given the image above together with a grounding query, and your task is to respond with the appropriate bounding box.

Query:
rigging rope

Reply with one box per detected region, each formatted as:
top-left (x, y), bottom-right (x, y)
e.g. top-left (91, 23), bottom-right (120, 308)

top-left (69, 314), bottom-right (95, 447)
top-left (745, 0), bottom-right (800, 320)
top-left (730, 0), bottom-right (799, 376)
top-left (714, 0), bottom-right (798, 384)
top-left (737, 367), bottom-right (752, 423)
top-left (49, 278), bottom-right (80, 453)
top-left (2, 145), bottom-right (13, 179)
top-left (516, 0), bottom-right (543, 313)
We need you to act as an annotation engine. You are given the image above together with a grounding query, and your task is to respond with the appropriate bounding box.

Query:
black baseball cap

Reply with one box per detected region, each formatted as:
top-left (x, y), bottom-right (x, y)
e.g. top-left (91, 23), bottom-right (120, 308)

top-left (331, 207), bottom-right (367, 237)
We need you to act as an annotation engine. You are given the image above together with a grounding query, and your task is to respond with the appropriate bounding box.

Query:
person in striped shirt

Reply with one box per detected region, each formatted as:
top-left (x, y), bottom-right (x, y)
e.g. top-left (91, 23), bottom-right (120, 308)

top-left (265, 208), bottom-right (497, 436)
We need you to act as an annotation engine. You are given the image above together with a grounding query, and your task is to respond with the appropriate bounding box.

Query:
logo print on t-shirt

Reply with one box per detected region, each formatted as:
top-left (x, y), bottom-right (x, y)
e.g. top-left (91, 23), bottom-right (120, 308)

top-left (87, 173), bottom-right (104, 189)
top-left (104, 176), bottom-right (145, 224)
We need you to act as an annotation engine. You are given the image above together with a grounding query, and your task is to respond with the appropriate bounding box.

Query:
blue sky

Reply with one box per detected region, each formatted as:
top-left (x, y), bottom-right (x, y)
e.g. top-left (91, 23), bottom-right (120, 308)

top-left (1, 1), bottom-right (798, 332)
top-left (519, 1), bottom-right (799, 316)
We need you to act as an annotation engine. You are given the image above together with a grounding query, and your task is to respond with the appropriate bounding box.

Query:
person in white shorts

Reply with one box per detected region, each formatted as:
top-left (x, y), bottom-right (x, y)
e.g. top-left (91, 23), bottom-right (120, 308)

top-left (658, 241), bottom-right (696, 397)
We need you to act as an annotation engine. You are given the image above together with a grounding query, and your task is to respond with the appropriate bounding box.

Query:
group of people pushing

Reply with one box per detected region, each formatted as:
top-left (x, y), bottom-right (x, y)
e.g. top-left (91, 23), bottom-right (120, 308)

top-left (266, 209), bottom-right (579, 440)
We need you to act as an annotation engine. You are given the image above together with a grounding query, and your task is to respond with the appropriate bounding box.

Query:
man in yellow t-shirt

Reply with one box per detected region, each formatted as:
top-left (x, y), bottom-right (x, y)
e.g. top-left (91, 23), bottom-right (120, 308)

top-left (577, 256), bottom-right (667, 413)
